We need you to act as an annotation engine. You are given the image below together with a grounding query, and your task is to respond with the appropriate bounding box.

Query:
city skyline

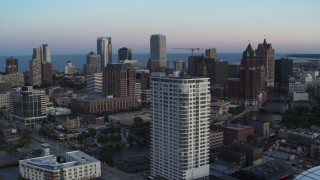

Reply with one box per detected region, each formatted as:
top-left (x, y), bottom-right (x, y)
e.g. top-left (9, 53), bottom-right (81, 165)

top-left (0, 0), bottom-right (319, 55)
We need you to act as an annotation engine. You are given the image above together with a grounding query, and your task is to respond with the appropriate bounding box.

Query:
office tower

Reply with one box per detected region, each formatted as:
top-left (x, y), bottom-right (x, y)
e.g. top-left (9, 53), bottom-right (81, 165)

top-left (10, 86), bottom-right (47, 127)
top-left (5, 56), bottom-right (18, 74)
top-left (97, 37), bottom-right (112, 69)
top-left (30, 58), bottom-right (42, 87)
top-left (118, 47), bottom-right (132, 62)
top-left (228, 64), bottom-right (240, 78)
top-left (64, 61), bottom-right (75, 74)
top-left (275, 58), bottom-right (293, 90)
top-left (255, 39), bottom-right (275, 88)
top-left (205, 48), bottom-right (217, 59)
top-left (240, 44), bottom-right (260, 106)
top-left (84, 51), bottom-right (101, 75)
top-left (188, 56), bottom-right (228, 86)
top-left (173, 60), bottom-right (184, 71)
top-left (41, 62), bottom-right (52, 84)
top-left (32, 48), bottom-right (41, 60)
top-left (150, 34), bottom-right (167, 68)
top-left (150, 73), bottom-right (210, 180)
top-left (103, 63), bottom-right (136, 97)
top-left (86, 73), bottom-right (103, 93)
top-left (41, 44), bottom-right (51, 63)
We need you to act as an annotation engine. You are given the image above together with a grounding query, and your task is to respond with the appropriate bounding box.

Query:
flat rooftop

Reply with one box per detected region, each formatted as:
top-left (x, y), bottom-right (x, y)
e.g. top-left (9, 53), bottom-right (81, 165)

top-left (20, 150), bottom-right (99, 170)
top-left (108, 110), bottom-right (151, 121)
top-left (211, 101), bottom-right (231, 107)
top-left (224, 124), bottom-right (253, 130)
top-left (66, 150), bottom-right (99, 164)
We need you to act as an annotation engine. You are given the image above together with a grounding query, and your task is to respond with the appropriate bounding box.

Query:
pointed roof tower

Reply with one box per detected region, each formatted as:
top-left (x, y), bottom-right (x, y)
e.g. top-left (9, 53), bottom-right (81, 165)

top-left (243, 43), bottom-right (255, 58)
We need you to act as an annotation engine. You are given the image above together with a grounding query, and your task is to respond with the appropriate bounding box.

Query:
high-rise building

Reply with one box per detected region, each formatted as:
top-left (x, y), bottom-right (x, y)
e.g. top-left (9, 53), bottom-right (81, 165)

top-left (30, 58), bottom-right (42, 87)
top-left (64, 61), bottom-right (75, 74)
top-left (118, 47), bottom-right (132, 62)
top-left (150, 73), bottom-right (210, 180)
top-left (86, 73), bottom-right (103, 93)
top-left (228, 64), bottom-right (240, 78)
top-left (205, 48), bottom-right (217, 59)
top-left (30, 44), bottom-right (53, 86)
top-left (255, 39), bottom-right (275, 88)
top-left (84, 51), bottom-right (101, 75)
top-left (150, 34), bottom-right (167, 68)
top-left (103, 63), bottom-right (136, 98)
top-left (5, 56), bottom-right (18, 74)
top-left (240, 44), bottom-right (260, 106)
top-left (173, 60), bottom-right (185, 71)
top-left (41, 44), bottom-right (51, 63)
top-left (10, 86), bottom-right (47, 127)
top-left (97, 37), bottom-right (112, 69)
top-left (275, 58), bottom-right (293, 91)
top-left (41, 62), bottom-right (52, 84)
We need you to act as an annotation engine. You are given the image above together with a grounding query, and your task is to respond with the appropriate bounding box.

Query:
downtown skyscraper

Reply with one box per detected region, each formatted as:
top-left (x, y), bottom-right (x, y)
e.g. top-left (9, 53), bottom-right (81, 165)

top-left (150, 34), bottom-right (167, 68)
top-left (97, 37), bottom-right (112, 69)
top-left (150, 73), bottom-right (210, 180)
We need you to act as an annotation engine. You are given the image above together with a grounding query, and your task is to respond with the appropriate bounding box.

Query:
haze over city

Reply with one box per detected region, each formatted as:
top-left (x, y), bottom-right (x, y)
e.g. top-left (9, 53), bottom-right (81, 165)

top-left (0, 0), bottom-right (319, 55)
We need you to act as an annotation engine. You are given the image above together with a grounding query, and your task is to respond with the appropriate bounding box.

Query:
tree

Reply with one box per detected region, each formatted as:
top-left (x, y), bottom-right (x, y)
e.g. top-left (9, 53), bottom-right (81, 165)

top-left (4, 145), bottom-right (16, 154)
top-left (98, 134), bottom-right (110, 144)
top-left (127, 135), bottom-right (135, 143)
top-left (100, 151), bottom-right (114, 166)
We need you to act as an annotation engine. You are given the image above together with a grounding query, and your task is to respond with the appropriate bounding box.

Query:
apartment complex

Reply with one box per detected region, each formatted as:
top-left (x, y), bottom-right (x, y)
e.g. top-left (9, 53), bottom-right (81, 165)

top-left (19, 150), bottom-right (101, 180)
top-left (150, 73), bottom-right (210, 180)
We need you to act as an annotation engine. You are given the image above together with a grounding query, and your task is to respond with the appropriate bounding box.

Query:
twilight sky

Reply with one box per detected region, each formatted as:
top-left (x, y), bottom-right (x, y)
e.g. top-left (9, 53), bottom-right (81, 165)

top-left (0, 0), bottom-right (319, 55)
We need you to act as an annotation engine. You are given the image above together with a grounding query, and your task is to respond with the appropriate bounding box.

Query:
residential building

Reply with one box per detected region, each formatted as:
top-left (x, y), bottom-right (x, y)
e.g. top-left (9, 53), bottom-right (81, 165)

top-left (209, 130), bottom-right (224, 154)
top-left (240, 44), bottom-right (260, 106)
top-left (150, 34), bottom-right (167, 68)
top-left (0, 91), bottom-right (10, 109)
top-left (71, 95), bottom-right (139, 114)
top-left (289, 81), bottom-right (306, 93)
top-left (84, 51), bottom-right (101, 75)
top-left (205, 48), bottom-right (216, 59)
top-left (0, 81), bottom-right (11, 93)
top-left (19, 150), bottom-right (101, 180)
top-left (56, 115), bottom-right (81, 129)
top-left (150, 73), bottom-right (210, 180)
top-left (103, 63), bottom-right (136, 98)
top-left (5, 56), bottom-right (18, 74)
top-left (10, 86), bottom-right (47, 127)
top-left (173, 60), bottom-right (184, 71)
top-left (210, 100), bottom-right (230, 117)
top-left (41, 62), bottom-right (52, 84)
top-left (248, 120), bottom-right (270, 137)
top-left (136, 69), bottom-right (150, 90)
top-left (118, 47), bottom-right (132, 61)
top-left (275, 58), bottom-right (293, 91)
top-left (0, 72), bottom-right (24, 87)
top-left (230, 141), bottom-right (263, 166)
top-left (256, 39), bottom-right (275, 88)
top-left (97, 37), bottom-right (112, 68)
top-left (218, 124), bottom-right (254, 145)
top-left (30, 58), bottom-right (42, 86)
top-left (86, 73), bottom-right (103, 93)
top-left (64, 61), bottom-right (75, 74)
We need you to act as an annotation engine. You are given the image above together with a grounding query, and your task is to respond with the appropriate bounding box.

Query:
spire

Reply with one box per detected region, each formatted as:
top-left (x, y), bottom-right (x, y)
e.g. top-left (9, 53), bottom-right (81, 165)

top-left (243, 43), bottom-right (255, 58)
top-left (263, 39), bottom-right (267, 44)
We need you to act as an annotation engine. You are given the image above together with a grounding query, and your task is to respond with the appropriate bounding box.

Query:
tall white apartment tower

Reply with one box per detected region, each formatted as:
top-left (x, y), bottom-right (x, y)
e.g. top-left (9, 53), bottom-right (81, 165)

top-left (150, 34), bottom-right (167, 68)
top-left (150, 73), bottom-right (210, 180)
top-left (97, 37), bottom-right (112, 69)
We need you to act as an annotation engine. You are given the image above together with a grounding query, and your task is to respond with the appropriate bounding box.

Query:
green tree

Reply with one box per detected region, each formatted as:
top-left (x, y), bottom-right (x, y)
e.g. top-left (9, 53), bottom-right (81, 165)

top-left (4, 145), bottom-right (16, 154)
top-left (100, 151), bottom-right (114, 166)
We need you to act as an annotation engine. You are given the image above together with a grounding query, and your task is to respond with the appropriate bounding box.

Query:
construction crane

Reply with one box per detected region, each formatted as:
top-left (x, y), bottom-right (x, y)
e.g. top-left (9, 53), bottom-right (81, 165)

top-left (171, 48), bottom-right (203, 56)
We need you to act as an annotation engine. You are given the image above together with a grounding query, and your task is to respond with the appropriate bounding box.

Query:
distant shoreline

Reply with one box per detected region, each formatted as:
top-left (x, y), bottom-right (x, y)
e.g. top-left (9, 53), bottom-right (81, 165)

top-left (286, 54), bottom-right (320, 58)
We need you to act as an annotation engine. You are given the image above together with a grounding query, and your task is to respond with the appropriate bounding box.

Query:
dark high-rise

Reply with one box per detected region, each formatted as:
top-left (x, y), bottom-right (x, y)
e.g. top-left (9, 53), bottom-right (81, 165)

top-left (84, 51), bottom-right (101, 75)
top-left (103, 63), bottom-right (136, 98)
top-left (5, 56), bottom-right (18, 74)
top-left (255, 39), bottom-right (275, 88)
top-left (118, 47), bottom-right (132, 62)
top-left (275, 58), bottom-right (293, 91)
top-left (240, 44), bottom-right (260, 106)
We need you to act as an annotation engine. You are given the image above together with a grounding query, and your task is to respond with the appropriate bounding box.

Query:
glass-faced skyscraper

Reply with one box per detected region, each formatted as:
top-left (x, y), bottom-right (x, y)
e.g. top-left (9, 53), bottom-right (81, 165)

top-left (97, 37), bottom-right (112, 69)
top-left (150, 34), bottom-right (167, 68)
top-left (150, 73), bottom-right (210, 180)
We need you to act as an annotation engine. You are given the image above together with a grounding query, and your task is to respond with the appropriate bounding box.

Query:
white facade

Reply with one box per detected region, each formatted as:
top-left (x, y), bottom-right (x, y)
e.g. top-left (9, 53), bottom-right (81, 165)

top-left (64, 61), bottom-right (75, 74)
top-left (289, 82), bottom-right (306, 93)
top-left (19, 150), bottom-right (101, 180)
top-left (150, 73), bottom-right (210, 180)
top-left (293, 92), bottom-right (309, 102)
top-left (86, 73), bottom-right (103, 93)
top-left (150, 34), bottom-right (167, 68)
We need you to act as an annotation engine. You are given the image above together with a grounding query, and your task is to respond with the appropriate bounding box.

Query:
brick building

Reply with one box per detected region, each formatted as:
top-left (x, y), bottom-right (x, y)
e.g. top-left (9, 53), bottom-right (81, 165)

top-left (217, 124), bottom-right (254, 145)
top-left (5, 56), bottom-right (18, 74)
